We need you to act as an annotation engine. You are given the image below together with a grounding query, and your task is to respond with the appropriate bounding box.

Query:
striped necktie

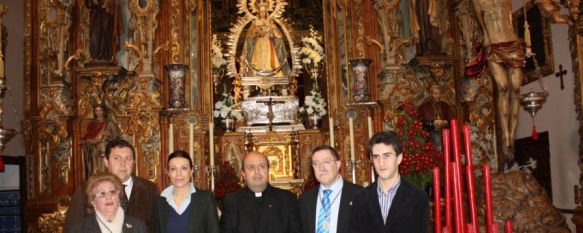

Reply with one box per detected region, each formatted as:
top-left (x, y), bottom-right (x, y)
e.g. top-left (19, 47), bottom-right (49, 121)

top-left (316, 189), bottom-right (332, 233)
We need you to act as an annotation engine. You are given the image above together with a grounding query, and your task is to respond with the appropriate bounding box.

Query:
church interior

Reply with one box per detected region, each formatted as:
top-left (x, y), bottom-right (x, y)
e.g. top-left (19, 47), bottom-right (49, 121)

top-left (0, 0), bottom-right (582, 232)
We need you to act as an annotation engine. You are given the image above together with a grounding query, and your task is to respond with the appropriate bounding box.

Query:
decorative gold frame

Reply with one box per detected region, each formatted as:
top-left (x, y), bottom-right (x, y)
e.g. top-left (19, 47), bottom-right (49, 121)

top-left (513, 1), bottom-right (555, 85)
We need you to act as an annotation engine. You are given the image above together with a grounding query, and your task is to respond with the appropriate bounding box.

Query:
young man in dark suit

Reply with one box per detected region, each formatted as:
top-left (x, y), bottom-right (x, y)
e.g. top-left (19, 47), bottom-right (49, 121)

top-left (350, 131), bottom-right (429, 233)
top-left (64, 138), bottom-right (159, 232)
top-left (299, 145), bottom-right (363, 233)
top-left (220, 151), bottom-right (302, 233)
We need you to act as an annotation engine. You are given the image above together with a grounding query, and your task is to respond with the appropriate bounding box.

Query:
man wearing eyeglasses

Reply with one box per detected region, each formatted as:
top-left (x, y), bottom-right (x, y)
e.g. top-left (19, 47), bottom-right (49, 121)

top-left (350, 131), bottom-right (429, 233)
top-left (220, 151), bottom-right (302, 233)
top-left (64, 138), bottom-right (159, 232)
top-left (299, 145), bottom-right (363, 233)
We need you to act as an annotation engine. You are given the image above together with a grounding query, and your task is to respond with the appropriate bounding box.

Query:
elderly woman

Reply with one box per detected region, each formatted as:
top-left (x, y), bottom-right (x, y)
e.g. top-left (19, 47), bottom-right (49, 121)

top-left (69, 172), bottom-right (147, 233)
top-left (152, 150), bottom-right (220, 233)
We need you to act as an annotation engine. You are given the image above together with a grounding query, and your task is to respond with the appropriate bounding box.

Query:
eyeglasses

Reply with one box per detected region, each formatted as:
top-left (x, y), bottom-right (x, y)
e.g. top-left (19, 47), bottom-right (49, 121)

top-left (94, 189), bottom-right (119, 199)
top-left (312, 159), bottom-right (337, 167)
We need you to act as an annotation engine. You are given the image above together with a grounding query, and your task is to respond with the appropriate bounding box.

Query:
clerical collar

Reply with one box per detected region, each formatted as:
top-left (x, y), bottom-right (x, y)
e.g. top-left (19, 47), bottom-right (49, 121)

top-left (255, 192), bottom-right (262, 197)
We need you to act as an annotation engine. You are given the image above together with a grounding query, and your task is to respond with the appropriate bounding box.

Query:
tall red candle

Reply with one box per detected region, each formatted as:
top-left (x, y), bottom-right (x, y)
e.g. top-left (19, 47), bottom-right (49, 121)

top-left (451, 163), bottom-right (464, 233)
top-left (450, 119), bottom-right (461, 164)
top-left (504, 220), bottom-right (513, 233)
top-left (442, 129), bottom-right (452, 232)
top-left (463, 125), bottom-right (479, 233)
top-left (433, 167), bottom-right (442, 233)
top-left (483, 164), bottom-right (494, 232)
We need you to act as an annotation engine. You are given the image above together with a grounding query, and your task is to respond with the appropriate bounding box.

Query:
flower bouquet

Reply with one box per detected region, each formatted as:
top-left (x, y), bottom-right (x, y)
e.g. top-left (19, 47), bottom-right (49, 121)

top-left (299, 88), bottom-right (327, 129)
top-left (211, 34), bottom-right (227, 93)
top-left (214, 92), bottom-right (242, 121)
top-left (300, 25), bottom-right (325, 80)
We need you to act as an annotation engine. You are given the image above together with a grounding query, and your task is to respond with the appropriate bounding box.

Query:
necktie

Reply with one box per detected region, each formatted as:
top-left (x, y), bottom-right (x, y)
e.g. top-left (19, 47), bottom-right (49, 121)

top-left (120, 184), bottom-right (129, 210)
top-left (316, 189), bottom-right (332, 233)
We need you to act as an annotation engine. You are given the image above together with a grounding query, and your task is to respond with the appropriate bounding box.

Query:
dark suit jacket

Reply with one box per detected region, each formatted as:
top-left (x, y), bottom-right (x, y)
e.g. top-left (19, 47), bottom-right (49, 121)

top-left (298, 180), bottom-right (363, 233)
top-left (64, 176), bottom-right (159, 233)
top-left (220, 185), bottom-right (302, 233)
top-left (68, 213), bottom-right (147, 233)
top-left (152, 189), bottom-right (220, 233)
top-left (350, 179), bottom-right (429, 233)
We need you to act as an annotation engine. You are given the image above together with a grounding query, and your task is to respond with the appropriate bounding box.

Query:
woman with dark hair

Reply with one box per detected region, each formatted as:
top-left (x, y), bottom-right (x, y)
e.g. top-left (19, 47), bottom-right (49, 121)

top-left (68, 172), bottom-right (147, 233)
top-left (152, 150), bottom-right (220, 233)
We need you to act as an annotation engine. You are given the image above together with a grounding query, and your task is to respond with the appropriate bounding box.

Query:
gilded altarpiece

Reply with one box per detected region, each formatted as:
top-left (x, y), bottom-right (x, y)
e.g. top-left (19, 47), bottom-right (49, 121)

top-left (21, 0), bottom-right (507, 231)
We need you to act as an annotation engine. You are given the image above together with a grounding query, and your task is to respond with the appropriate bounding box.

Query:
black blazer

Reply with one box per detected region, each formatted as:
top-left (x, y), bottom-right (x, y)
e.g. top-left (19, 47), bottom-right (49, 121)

top-left (152, 189), bottom-right (220, 233)
top-left (68, 213), bottom-right (147, 233)
top-left (350, 179), bottom-right (429, 233)
top-left (298, 180), bottom-right (363, 233)
top-left (220, 185), bottom-right (302, 233)
top-left (64, 176), bottom-right (159, 233)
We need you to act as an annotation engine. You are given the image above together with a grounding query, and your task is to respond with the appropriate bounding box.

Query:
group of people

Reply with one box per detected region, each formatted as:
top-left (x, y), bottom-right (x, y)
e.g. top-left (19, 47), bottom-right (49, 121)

top-left (64, 131), bottom-right (429, 233)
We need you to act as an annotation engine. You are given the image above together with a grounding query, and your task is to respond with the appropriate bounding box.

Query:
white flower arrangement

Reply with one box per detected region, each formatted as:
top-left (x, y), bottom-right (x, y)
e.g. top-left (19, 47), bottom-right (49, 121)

top-left (300, 25), bottom-right (325, 70)
top-left (213, 92), bottom-right (242, 121)
top-left (211, 34), bottom-right (227, 73)
top-left (299, 89), bottom-right (327, 117)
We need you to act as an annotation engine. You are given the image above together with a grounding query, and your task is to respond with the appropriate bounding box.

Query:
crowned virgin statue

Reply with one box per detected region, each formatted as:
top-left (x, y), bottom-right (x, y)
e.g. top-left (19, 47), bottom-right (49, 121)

top-left (241, 0), bottom-right (290, 78)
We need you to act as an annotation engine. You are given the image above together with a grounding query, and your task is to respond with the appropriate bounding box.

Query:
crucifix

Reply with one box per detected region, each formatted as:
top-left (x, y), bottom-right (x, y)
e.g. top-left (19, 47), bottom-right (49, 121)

top-left (257, 97), bottom-right (285, 131)
top-left (555, 64), bottom-right (567, 90)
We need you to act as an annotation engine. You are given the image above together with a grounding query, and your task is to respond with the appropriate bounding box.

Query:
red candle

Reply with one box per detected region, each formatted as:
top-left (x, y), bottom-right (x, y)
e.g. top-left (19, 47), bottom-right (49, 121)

top-left (450, 119), bottom-right (461, 165)
top-left (433, 167), bottom-right (442, 233)
top-left (504, 220), bottom-right (513, 233)
top-left (483, 164), bottom-right (494, 232)
top-left (463, 125), bottom-right (478, 233)
top-left (462, 124), bottom-right (473, 167)
top-left (465, 165), bottom-right (479, 233)
top-left (451, 163), bottom-right (464, 233)
top-left (442, 129), bottom-right (452, 232)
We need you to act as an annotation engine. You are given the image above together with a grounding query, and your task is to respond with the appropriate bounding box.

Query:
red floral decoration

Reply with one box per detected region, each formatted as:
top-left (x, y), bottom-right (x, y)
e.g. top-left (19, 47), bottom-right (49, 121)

top-left (214, 160), bottom-right (242, 209)
top-left (394, 100), bottom-right (442, 188)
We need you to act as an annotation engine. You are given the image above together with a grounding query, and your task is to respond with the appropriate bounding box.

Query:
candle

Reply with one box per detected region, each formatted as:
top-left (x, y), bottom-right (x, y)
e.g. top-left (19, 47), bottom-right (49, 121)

top-left (329, 118), bottom-right (335, 146)
top-left (432, 167), bottom-right (442, 233)
top-left (349, 117), bottom-right (355, 161)
top-left (209, 122), bottom-right (214, 166)
top-left (483, 164), bottom-right (494, 233)
top-left (504, 220), bottom-right (513, 233)
top-left (168, 123), bottom-right (174, 153)
top-left (442, 129), bottom-right (452, 232)
top-left (349, 117), bottom-right (356, 183)
top-left (450, 120), bottom-right (461, 164)
top-left (367, 116), bottom-right (373, 139)
top-left (451, 163), bottom-right (464, 233)
top-left (463, 125), bottom-right (478, 233)
top-left (189, 122), bottom-right (194, 162)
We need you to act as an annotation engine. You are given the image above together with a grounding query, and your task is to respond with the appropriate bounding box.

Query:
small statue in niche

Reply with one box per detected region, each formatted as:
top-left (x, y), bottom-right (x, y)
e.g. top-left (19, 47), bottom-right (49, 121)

top-left (418, 84), bottom-right (454, 151)
top-left (82, 104), bottom-right (120, 178)
top-left (85, 0), bottom-right (122, 64)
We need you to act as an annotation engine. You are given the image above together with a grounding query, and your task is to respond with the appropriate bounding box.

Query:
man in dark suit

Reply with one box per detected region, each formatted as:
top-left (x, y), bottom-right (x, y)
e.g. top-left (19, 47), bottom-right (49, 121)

top-left (220, 151), bottom-right (302, 233)
top-left (64, 138), bottom-right (159, 232)
top-left (299, 145), bottom-right (363, 233)
top-left (350, 131), bottom-right (429, 233)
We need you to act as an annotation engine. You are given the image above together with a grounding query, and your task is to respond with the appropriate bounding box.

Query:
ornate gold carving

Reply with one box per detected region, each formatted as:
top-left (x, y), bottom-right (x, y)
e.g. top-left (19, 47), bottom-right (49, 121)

top-left (126, 0), bottom-right (166, 77)
top-left (38, 209), bottom-right (65, 233)
top-left (39, 0), bottom-right (74, 81)
top-left (373, 0), bottom-right (410, 67)
top-left (354, 0), bottom-right (365, 58)
top-left (170, 0), bottom-right (181, 64)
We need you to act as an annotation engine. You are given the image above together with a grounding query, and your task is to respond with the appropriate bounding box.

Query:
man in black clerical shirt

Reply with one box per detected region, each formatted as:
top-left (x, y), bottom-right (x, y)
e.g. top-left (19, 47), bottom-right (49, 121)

top-left (220, 151), bottom-right (302, 233)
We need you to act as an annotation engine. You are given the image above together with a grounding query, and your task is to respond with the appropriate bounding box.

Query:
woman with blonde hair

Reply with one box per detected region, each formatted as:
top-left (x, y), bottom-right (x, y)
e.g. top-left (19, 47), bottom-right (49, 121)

top-left (68, 172), bottom-right (146, 233)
